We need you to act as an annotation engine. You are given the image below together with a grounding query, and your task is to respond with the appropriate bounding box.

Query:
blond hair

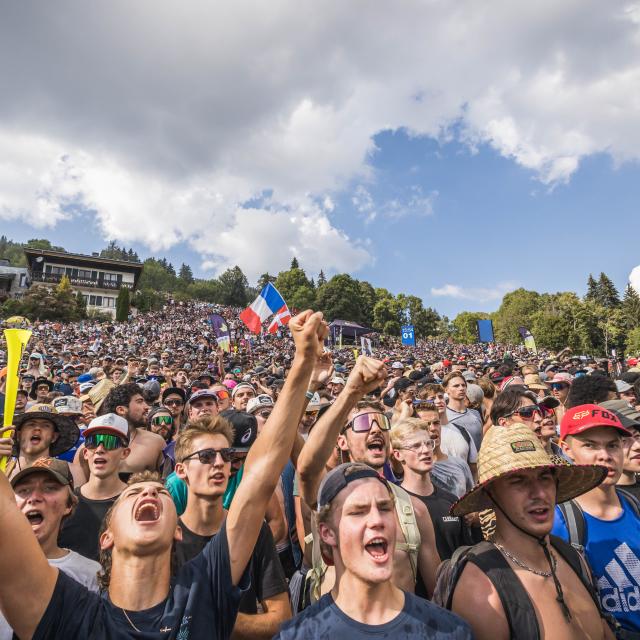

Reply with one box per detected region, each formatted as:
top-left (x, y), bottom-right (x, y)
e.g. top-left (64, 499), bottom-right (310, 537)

top-left (175, 415), bottom-right (235, 462)
top-left (390, 417), bottom-right (429, 449)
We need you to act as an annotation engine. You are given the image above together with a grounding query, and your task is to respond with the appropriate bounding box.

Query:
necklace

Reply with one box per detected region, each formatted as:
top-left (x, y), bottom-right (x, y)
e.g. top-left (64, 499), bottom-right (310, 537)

top-left (494, 542), bottom-right (556, 578)
top-left (121, 608), bottom-right (142, 633)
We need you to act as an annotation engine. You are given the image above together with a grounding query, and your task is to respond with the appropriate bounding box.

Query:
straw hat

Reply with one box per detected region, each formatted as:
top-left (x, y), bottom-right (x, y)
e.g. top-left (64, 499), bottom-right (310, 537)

top-left (523, 373), bottom-right (548, 391)
top-left (13, 404), bottom-right (80, 458)
top-left (451, 422), bottom-right (606, 516)
top-left (81, 378), bottom-right (116, 412)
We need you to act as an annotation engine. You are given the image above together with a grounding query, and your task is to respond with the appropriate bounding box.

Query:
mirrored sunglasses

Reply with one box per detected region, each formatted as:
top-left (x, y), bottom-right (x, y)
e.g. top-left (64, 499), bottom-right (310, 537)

top-left (152, 415), bottom-right (174, 426)
top-left (85, 433), bottom-right (126, 450)
top-left (343, 412), bottom-right (391, 434)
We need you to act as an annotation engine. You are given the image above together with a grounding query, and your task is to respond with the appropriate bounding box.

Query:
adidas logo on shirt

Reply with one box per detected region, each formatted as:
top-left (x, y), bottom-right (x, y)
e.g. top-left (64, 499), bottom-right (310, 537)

top-left (597, 542), bottom-right (640, 613)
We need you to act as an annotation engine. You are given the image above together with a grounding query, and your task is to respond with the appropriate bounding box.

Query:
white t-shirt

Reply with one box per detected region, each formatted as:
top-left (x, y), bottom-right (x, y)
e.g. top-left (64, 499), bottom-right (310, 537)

top-left (0, 549), bottom-right (99, 640)
top-left (439, 424), bottom-right (478, 465)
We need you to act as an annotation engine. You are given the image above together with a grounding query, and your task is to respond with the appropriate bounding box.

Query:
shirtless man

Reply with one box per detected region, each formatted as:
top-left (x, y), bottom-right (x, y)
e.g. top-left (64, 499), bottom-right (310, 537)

top-left (74, 382), bottom-right (164, 476)
top-left (298, 356), bottom-right (441, 598)
top-left (448, 422), bottom-right (613, 640)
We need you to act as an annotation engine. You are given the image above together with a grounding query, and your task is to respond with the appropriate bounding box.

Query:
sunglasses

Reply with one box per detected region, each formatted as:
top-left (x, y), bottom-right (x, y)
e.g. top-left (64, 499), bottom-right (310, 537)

top-left (164, 399), bottom-right (183, 407)
top-left (257, 410), bottom-right (272, 419)
top-left (152, 415), bottom-right (174, 426)
top-left (85, 433), bottom-right (126, 450)
top-left (216, 390), bottom-right (230, 400)
top-left (343, 412), bottom-right (391, 434)
top-left (538, 405), bottom-right (556, 418)
top-left (550, 383), bottom-right (569, 391)
top-left (182, 447), bottom-right (234, 464)
top-left (508, 405), bottom-right (542, 420)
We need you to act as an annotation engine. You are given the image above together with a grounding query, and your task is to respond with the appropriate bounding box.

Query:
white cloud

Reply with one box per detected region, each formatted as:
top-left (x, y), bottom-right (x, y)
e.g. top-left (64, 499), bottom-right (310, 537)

top-left (630, 266), bottom-right (640, 295)
top-left (1, 0), bottom-right (640, 272)
top-left (431, 281), bottom-right (519, 303)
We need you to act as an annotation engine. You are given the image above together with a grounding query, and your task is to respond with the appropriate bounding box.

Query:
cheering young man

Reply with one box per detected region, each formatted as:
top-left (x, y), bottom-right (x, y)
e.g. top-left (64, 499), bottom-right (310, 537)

top-left (0, 310), bottom-right (326, 639)
top-left (276, 463), bottom-right (472, 638)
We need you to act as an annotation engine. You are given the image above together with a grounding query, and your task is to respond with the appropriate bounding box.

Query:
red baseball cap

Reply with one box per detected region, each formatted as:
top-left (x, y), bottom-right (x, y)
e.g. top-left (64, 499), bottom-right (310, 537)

top-left (560, 404), bottom-right (632, 441)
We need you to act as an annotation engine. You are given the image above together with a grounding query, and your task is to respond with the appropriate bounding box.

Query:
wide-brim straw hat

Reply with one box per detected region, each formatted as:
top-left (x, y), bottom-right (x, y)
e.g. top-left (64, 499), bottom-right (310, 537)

top-left (523, 373), bottom-right (549, 390)
top-left (81, 378), bottom-right (116, 411)
top-left (13, 404), bottom-right (80, 457)
top-left (451, 422), bottom-right (606, 516)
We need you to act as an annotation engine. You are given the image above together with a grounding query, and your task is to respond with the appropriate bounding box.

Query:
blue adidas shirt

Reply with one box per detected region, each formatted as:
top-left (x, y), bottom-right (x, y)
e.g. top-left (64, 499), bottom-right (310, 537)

top-left (552, 493), bottom-right (640, 632)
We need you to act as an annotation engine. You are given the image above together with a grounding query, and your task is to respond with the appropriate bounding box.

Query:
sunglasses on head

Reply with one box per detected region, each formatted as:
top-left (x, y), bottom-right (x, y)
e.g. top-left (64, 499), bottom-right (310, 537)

top-left (152, 415), bottom-right (174, 426)
top-left (85, 433), bottom-right (126, 450)
top-left (182, 447), bottom-right (234, 464)
top-left (343, 412), bottom-right (391, 434)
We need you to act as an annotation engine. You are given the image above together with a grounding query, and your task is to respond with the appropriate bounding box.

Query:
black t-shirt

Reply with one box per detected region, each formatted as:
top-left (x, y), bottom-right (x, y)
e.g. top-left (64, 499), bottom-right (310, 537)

top-left (405, 485), bottom-right (471, 594)
top-left (275, 591), bottom-right (473, 639)
top-left (59, 489), bottom-right (120, 561)
top-left (619, 481), bottom-right (640, 501)
top-left (34, 521), bottom-right (248, 639)
top-left (173, 519), bottom-right (286, 614)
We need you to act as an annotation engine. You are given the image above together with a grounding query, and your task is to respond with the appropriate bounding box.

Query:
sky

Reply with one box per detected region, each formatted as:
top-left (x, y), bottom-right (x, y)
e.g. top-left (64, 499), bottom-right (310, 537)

top-left (2, 1), bottom-right (640, 320)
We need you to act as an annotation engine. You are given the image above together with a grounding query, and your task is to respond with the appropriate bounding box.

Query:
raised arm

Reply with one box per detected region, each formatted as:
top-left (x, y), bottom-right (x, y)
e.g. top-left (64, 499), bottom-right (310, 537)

top-left (297, 356), bottom-right (386, 509)
top-left (0, 464), bottom-right (58, 639)
top-left (226, 310), bottom-right (325, 585)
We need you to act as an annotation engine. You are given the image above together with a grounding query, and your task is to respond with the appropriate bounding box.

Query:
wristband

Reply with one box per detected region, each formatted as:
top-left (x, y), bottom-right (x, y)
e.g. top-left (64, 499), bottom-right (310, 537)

top-left (305, 390), bottom-right (315, 400)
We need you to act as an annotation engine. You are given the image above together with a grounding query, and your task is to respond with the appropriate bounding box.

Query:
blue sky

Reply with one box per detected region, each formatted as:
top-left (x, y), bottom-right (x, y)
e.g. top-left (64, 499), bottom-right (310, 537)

top-left (6, 129), bottom-right (639, 319)
top-left (2, 1), bottom-right (640, 320)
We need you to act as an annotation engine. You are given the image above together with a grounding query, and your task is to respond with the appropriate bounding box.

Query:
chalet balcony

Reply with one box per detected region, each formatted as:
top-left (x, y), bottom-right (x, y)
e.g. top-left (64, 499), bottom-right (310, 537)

top-left (31, 272), bottom-right (134, 290)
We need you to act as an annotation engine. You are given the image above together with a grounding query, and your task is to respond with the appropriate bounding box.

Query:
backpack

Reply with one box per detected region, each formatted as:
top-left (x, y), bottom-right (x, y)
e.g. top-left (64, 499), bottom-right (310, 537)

top-left (557, 488), bottom-right (640, 553)
top-left (305, 482), bottom-right (421, 605)
top-left (433, 537), bottom-right (604, 640)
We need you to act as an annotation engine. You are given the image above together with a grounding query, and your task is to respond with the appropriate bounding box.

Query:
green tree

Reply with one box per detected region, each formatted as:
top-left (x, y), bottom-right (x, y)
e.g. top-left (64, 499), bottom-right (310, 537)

top-left (585, 274), bottom-right (599, 303)
top-left (622, 284), bottom-right (640, 330)
top-left (217, 266), bottom-right (249, 306)
top-left (24, 238), bottom-right (66, 252)
top-left (317, 270), bottom-right (327, 287)
top-left (187, 279), bottom-right (222, 303)
top-left (133, 288), bottom-right (164, 312)
top-left (597, 272), bottom-right (621, 309)
top-left (275, 266), bottom-right (316, 310)
top-left (138, 258), bottom-right (178, 292)
top-left (116, 288), bottom-right (130, 321)
top-left (452, 311), bottom-right (490, 343)
top-left (290, 257), bottom-right (300, 269)
top-left (372, 294), bottom-right (403, 336)
top-left (256, 273), bottom-right (276, 291)
top-left (178, 263), bottom-right (194, 285)
top-left (316, 274), bottom-right (363, 322)
top-left (493, 288), bottom-right (541, 343)
top-left (357, 281), bottom-right (377, 327)
top-left (627, 327), bottom-right (640, 354)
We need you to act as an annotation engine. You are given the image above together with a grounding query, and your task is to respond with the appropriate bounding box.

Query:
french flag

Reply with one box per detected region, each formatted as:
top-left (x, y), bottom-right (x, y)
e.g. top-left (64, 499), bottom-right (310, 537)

top-left (240, 283), bottom-right (289, 334)
top-left (267, 305), bottom-right (291, 334)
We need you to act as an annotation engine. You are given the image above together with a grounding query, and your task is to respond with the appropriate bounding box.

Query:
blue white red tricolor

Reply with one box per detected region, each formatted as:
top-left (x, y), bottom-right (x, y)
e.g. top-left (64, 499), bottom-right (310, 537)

top-left (240, 283), bottom-right (291, 334)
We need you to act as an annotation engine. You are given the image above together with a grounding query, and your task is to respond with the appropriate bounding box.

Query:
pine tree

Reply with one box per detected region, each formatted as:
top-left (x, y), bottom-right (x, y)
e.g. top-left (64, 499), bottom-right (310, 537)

top-left (585, 274), bottom-right (599, 302)
top-left (178, 263), bottom-right (194, 284)
top-left (622, 284), bottom-right (640, 330)
top-left (317, 270), bottom-right (327, 287)
top-left (598, 272), bottom-right (620, 309)
top-left (116, 287), bottom-right (130, 321)
top-left (290, 257), bottom-right (300, 269)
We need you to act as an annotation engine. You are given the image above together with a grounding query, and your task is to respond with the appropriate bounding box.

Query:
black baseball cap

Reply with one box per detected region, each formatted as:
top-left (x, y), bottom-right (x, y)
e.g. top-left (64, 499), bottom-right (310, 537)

top-left (220, 410), bottom-right (257, 451)
top-left (317, 462), bottom-right (388, 510)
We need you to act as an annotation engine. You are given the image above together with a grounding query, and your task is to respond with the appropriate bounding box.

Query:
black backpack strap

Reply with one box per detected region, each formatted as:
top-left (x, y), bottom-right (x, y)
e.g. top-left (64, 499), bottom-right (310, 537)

top-left (448, 420), bottom-right (472, 447)
top-left (617, 488), bottom-right (640, 517)
top-left (557, 499), bottom-right (586, 552)
top-left (467, 542), bottom-right (540, 640)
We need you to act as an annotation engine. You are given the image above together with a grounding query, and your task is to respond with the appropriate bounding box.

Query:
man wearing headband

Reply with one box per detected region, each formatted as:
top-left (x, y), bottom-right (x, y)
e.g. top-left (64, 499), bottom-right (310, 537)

top-left (276, 463), bottom-right (472, 639)
top-left (443, 422), bottom-right (612, 639)
top-left (298, 356), bottom-right (441, 599)
top-left (59, 414), bottom-right (130, 561)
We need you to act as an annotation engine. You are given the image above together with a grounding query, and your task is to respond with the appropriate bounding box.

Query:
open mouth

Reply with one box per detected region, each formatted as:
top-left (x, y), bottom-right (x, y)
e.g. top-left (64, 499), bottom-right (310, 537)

top-left (527, 506), bottom-right (550, 521)
top-left (134, 500), bottom-right (160, 522)
top-left (25, 510), bottom-right (44, 526)
top-left (30, 435), bottom-right (42, 445)
top-left (367, 438), bottom-right (385, 453)
top-left (210, 472), bottom-right (225, 482)
top-left (93, 457), bottom-right (107, 466)
top-left (365, 537), bottom-right (389, 561)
